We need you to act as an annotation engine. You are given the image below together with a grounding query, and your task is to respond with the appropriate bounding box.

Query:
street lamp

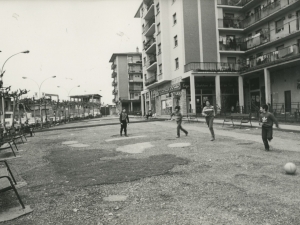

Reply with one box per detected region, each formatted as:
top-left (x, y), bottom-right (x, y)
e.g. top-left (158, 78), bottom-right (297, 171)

top-left (0, 50), bottom-right (29, 132)
top-left (22, 76), bottom-right (56, 126)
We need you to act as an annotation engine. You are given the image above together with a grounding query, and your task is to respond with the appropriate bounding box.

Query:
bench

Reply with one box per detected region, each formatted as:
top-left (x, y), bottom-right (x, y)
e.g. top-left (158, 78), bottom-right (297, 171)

top-left (0, 160), bottom-right (25, 209)
top-left (0, 134), bottom-right (19, 157)
top-left (8, 127), bottom-right (27, 144)
top-left (222, 113), bottom-right (252, 128)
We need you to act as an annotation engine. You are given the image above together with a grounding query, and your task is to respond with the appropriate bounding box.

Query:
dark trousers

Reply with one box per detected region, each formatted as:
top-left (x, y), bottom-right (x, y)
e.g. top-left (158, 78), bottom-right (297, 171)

top-left (177, 121), bottom-right (187, 137)
top-left (120, 121), bottom-right (127, 135)
top-left (205, 116), bottom-right (215, 137)
top-left (262, 126), bottom-right (273, 150)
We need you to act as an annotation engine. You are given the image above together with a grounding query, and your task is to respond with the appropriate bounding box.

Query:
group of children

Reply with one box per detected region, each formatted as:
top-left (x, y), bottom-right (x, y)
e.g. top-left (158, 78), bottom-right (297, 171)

top-left (119, 101), bottom-right (280, 151)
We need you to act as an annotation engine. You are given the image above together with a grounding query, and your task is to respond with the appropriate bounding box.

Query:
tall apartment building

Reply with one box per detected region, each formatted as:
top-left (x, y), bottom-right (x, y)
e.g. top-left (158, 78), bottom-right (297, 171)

top-left (135, 0), bottom-right (300, 116)
top-left (109, 51), bottom-right (143, 113)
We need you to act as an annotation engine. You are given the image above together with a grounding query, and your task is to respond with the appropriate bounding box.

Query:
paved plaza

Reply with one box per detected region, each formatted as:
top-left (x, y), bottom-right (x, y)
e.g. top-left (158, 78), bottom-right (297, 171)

top-left (1, 118), bottom-right (300, 225)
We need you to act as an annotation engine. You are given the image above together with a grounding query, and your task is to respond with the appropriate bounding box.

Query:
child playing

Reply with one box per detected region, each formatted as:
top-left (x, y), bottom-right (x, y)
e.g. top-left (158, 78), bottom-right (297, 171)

top-left (202, 100), bottom-right (215, 141)
top-left (119, 108), bottom-right (129, 137)
top-left (170, 106), bottom-right (188, 138)
top-left (259, 104), bottom-right (280, 151)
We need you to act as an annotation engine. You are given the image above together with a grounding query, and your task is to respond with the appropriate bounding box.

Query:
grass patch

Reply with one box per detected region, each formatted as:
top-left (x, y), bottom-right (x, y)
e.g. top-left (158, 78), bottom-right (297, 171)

top-left (47, 148), bottom-right (188, 187)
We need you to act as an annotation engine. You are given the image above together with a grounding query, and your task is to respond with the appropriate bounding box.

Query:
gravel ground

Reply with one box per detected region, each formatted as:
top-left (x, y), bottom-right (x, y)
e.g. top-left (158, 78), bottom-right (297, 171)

top-left (1, 119), bottom-right (300, 225)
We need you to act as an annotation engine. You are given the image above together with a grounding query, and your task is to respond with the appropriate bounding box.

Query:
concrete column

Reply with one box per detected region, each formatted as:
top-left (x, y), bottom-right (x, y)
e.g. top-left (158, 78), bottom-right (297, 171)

top-left (238, 76), bottom-right (244, 113)
top-left (131, 102), bottom-right (133, 111)
top-left (141, 94), bottom-right (144, 116)
top-left (190, 75), bottom-right (196, 113)
top-left (215, 75), bottom-right (221, 113)
top-left (264, 68), bottom-right (271, 105)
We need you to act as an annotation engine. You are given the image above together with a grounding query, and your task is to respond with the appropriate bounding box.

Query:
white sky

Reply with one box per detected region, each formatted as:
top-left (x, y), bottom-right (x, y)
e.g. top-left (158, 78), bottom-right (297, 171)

top-left (0, 0), bottom-right (142, 104)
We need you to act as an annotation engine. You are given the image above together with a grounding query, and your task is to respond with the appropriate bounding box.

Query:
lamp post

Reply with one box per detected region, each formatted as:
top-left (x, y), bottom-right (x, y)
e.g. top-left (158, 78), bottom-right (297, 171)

top-left (0, 50), bottom-right (29, 132)
top-left (22, 76), bottom-right (56, 127)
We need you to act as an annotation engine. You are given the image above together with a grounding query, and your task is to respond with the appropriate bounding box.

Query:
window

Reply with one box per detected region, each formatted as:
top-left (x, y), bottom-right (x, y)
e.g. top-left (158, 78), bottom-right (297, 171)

top-left (175, 58), bottom-right (179, 69)
top-left (173, 13), bottom-right (177, 25)
top-left (130, 93), bottom-right (134, 99)
top-left (142, 24), bottom-right (144, 31)
top-left (174, 35), bottom-right (178, 47)
top-left (143, 57), bottom-right (146, 65)
top-left (156, 3), bottom-right (160, 15)
top-left (158, 43), bottom-right (161, 54)
top-left (159, 64), bottom-right (162, 74)
top-left (157, 23), bottom-right (161, 34)
top-left (276, 18), bottom-right (284, 33)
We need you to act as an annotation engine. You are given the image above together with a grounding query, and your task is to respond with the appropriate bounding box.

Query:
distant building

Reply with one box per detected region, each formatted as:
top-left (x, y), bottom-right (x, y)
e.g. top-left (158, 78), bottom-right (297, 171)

top-left (134, 0), bottom-right (300, 116)
top-left (109, 50), bottom-right (143, 114)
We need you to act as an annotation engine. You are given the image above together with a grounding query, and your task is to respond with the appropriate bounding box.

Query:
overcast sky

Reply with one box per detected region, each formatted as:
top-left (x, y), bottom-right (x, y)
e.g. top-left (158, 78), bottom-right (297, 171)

top-left (0, 0), bottom-right (142, 104)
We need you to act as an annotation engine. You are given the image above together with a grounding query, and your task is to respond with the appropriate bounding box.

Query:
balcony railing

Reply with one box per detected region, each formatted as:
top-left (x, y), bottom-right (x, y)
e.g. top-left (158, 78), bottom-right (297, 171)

top-left (143, 17), bottom-right (155, 34)
top-left (111, 64), bottom-right (116, 70)
top-left (128, 60), bottom-right (142, 64)
top-left (111, 71), bottom-right (117, 78)
top-left (129, 87), bottom-right (143, 91)
top-left (145, 55), bottom-right (157, 68)
top-left (217, 0), bottom-right (253, 7)
top-left (242, 16), bottom-right (300, 51)
top-left (128, 67), bottom-right (142, 73)
top-left (144, 38), bottom-right (156, 51)
top-left (112, 81), bottom-right (117, 86)
top-left (184, 62), bottom-right (242, 73)
top-left (112, 89), bottom-right (118, 95)
top-left (218, 18), bottom-right (244, 29)
top-left (145, 75), bottom-right (157, 86)
top-left (240, 44), bottom-right (300, 72)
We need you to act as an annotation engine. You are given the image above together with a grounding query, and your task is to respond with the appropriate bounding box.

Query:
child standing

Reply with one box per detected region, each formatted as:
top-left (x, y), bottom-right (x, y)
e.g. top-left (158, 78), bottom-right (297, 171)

top-left (170, 106), bottom-right (188, 138)
top-left (120, 108), bottom-right (129, 137)
top-left (259, 104), bottom-right (280, 151)
top-left (202, 100), bottom-right (215, 141)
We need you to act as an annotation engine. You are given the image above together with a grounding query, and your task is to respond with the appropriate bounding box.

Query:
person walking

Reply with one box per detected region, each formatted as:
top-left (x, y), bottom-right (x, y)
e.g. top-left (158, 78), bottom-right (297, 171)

top-left (120, 108), bottom-right (129, 137)
top-left (170, 106), bottom-right (188, 138)
top-left (202, 100), bottom-right (215, 141)
top-left (259, 104), bottom-right (280, 151)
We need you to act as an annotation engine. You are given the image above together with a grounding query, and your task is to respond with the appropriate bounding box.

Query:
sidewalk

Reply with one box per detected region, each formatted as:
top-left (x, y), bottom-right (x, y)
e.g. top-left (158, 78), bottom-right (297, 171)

top-left (156, 115), bottom-right (300, 133)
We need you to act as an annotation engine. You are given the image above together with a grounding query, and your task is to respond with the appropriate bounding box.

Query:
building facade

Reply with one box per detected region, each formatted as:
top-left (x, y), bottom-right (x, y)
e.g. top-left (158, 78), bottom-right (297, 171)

top-left (135, 0), bottom-right (300, 117)
top-left (109, 51), bottom-right (143, 114)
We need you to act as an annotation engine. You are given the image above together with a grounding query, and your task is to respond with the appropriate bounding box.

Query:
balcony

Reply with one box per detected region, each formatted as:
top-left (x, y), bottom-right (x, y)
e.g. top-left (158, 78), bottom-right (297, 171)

top-left (146, 55), bottom-right (157, 71)
top-left (129, 87), bottom-right (143, 92)
top-left (240, 0), bottom-right (300, 30)
top-left (129, 78), bottom-right (143, 83)
top-left (111, 71), bottom-right (117, 78)
top-left (242, 17), bottom-right (300, 52)
top-left (128, 67), bottom-right (142, 73)
top-left (111, 64), bottom-right (116, 70)
top-left (144, 1), bottom-right (154, 20)
top-left (143, 17), bottom-right (155, 37)
top-left (218, 18), bottom-right (244, 29)
top-left (145, 75), bottom-right (157, 86)
top-left (112, 81), bottom-right (117, 86)
top-left (217, 0), bottom-right (253, 7)
top-left (112, 89), bottom-right (118, 95)
top-left (128, 60), bottom-right (142, 64)
top-left (240, 44), bottom-right (300, 73)
top-left (144, 37), bottom-right (156, 53)
top-left (184, 62), bottom-right (242, 73)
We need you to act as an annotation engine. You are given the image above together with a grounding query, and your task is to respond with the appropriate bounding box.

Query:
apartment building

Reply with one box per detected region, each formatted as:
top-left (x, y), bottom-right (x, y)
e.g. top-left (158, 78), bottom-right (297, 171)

top-left (135, 0), bottom-right (300, 117)
top-left (109, 51), bottom-right (143, 113)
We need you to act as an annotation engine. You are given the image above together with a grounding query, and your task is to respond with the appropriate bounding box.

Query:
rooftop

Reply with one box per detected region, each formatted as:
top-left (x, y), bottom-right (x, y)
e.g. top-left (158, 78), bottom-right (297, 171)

top-left (109, 52), bottom-right (142, 63)
top-left (69, 94), bottom-right (102, 98)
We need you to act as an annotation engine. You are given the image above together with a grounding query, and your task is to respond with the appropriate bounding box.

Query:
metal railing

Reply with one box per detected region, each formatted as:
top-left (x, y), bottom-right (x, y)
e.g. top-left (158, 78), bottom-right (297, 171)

top-left (129, 87), bottom-right (143, 91)
top-left (145, 55), bottom-right (157, 68)
top-left (143, 16), bottom-right (155, 34)
top-left (184, 62), bottom-right (241, 73)
top-left (240, 44), bottom-right (300, 72)
top-left (217, 0), bottom-right (253, 7)
top-left (128, 67), bottom-right (142, 73)
top-left (145, 75), bottom-right (157, 86)
top-left (218, 18), bottom-right (244, 29)
top-left (144, 38), bottom-right (156, 51)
